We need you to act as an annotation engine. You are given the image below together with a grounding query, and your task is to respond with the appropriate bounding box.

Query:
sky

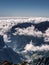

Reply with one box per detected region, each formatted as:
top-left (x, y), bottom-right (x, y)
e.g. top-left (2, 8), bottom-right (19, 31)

top-left (0, 0), bottom-right (49, 17)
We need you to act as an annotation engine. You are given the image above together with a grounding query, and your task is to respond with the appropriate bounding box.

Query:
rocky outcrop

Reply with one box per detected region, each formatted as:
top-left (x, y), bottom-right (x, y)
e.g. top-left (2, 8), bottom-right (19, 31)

top-left (1, 61), bottom-right (28, 65)
top-left (33, 56), bottom-right (49, 65)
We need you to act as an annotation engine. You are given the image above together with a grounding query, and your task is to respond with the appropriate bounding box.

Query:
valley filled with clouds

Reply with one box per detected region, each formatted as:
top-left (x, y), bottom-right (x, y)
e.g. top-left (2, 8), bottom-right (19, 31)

top-left (0, 17), bottom-right (49, 64)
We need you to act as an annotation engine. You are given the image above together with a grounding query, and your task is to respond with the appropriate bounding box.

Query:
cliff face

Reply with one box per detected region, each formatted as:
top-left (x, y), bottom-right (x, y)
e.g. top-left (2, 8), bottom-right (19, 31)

top-left (0, 47), bottom-right (22, 64)
top-left (33, 56), bottom-right (49, 65)
top-left (0, 35), bottom-right (5, 49)
top-left (0, 35), bottom-right (22, 64)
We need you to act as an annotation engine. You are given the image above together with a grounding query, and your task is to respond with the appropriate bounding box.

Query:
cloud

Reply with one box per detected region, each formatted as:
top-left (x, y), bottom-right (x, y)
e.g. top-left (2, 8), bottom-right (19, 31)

top-left (13, 25), bottom-right (43, 37)
top-left (23, 40), bottom-right (49, 52)
top-left (43, 28), bottom-right (49, 42)
top-left (0, 17), bottom-right (49, 36)
top-left (3, 34), bottom-right (11, 43)
top-left (33, 17), bottom-right (49, 23)
top-left (0, 17), bottom-right (49, 50)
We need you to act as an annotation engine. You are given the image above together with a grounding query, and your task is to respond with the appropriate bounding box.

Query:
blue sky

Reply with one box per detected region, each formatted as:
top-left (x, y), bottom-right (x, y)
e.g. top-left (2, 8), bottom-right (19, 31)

top-left (0, 0), bottom-right (49, 17)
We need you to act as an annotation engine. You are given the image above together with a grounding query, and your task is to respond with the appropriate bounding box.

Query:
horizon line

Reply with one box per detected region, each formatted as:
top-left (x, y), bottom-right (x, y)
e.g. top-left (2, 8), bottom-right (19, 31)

top-left (0, 16), bottom-right (49, 18)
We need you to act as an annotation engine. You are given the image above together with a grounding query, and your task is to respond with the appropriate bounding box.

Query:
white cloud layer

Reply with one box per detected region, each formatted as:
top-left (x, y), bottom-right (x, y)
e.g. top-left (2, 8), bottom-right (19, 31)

top-left (0, 17), bottom-right (49, 43)
top-left (0, 17), bottom-right (49, 35)
top-left (43, 28), bottom-right (49, 42)
top-left (23, 40), bottom-right (49, 52)
top-left (13, 25), bottom-right (43, 37)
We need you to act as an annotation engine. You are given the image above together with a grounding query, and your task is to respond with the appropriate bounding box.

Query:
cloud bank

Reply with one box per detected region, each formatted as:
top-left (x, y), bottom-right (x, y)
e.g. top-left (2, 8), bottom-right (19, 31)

top-left (0, 17), bottom-right (49, 50)
top-left (23, 40), bottom-right (49, 52)
top-left (13, 25), bottom-right (43, 37)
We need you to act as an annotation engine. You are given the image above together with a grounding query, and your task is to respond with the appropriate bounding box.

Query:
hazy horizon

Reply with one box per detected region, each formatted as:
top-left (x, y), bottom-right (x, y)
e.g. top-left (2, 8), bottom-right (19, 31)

top-left (0, 0), bottom-right (49, 17)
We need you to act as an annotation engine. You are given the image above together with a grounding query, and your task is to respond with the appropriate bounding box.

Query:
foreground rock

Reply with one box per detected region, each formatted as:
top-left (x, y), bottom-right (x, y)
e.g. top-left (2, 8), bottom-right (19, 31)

top-left (1, 61), bottom-right (29, 65)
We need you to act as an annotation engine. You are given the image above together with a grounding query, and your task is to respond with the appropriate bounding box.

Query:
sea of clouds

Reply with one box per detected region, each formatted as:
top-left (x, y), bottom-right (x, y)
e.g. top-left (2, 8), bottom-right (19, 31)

top-left (0, 17), bottom-right (49, 53)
